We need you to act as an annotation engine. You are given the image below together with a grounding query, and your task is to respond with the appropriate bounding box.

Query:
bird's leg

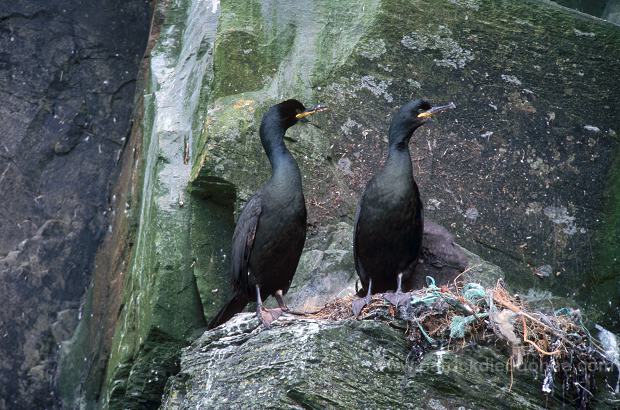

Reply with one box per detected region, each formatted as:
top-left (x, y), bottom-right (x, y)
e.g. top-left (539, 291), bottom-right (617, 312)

top-left (274, 289), bottom-right (289, 311)
top-left (384, 273), bottom-right (410, 307)
top-left (255, 285), bottom-right (283, 328)
top-left (273, 290), bottom-right (310, 316)
top-left (352, 278), bottom-right (372, 317)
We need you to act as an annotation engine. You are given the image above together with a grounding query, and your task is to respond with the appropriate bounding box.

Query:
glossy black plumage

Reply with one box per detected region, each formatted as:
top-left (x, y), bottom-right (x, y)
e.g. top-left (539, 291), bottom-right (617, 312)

top-left (353, 99), bottom-right (431, 299)
top-left (208, 100), bottom-right (311, 329)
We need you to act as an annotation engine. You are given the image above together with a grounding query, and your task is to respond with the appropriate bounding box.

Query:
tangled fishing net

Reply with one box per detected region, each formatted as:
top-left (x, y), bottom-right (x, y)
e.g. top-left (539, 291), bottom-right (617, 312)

top-left (304, 276), bottom-right (619, 408)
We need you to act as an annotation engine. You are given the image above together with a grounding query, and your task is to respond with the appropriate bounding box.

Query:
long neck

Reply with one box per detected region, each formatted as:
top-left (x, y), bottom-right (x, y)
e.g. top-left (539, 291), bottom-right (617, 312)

top-left (385, 120), bottom-right (414, 178)
top-left (387, 119), bottom-right (414, 154)
top-left (260, 120), bottom-right (302, 188)
top-left (387, 116), bottom-right (415, 151)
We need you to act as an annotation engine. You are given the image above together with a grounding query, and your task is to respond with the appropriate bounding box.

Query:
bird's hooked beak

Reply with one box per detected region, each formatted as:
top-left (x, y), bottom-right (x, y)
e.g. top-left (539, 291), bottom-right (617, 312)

top-left (417, 102), bottom-right (456, 119)
top-left (295, 104), bottom-right (329, 122)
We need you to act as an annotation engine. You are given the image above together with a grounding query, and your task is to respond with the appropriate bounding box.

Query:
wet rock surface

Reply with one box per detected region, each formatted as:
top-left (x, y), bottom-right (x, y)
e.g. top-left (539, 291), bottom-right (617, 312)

top-left (0, 1), bottom-right (150, 408)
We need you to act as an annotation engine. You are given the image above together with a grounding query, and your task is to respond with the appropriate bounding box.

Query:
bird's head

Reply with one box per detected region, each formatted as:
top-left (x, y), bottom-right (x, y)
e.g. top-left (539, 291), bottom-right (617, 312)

top-left (272, 99), bottom-right (328, 130)
top-left (395, 99), bottom-right (433, 132)
top-left (389, 99), bottom-right (455, 147)
top-left (260, 99), bottom-right (328, 155)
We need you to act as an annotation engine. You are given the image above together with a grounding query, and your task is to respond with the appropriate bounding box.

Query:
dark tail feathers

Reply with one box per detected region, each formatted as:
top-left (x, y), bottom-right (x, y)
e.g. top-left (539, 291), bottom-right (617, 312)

top-left (207, 293), bottom-right (249, 329)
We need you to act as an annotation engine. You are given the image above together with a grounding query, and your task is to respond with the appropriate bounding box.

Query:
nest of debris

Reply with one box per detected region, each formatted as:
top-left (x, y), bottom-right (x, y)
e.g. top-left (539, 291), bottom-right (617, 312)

top-left (304, 277), bottom-right (619, 409)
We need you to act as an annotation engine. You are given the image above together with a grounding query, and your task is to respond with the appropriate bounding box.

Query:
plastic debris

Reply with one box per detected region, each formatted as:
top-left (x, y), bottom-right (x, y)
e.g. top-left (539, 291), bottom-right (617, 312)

top-left (304, 276), bottom-right (618, 407)
top-left (450, 313), bottom-right (488, 338)
top-left (462, 283), bottom-right (486, 304)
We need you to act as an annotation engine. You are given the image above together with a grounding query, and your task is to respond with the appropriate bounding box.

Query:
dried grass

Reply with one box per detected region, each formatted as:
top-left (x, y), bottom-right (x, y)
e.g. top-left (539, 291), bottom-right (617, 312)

top-left (295, 280), bottom-right (617, 408)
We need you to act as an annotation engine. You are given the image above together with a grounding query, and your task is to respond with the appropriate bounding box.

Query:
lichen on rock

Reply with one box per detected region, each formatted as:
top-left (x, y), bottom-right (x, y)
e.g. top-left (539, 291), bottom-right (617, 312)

top-left (400, 26), bottom-right (475, 69)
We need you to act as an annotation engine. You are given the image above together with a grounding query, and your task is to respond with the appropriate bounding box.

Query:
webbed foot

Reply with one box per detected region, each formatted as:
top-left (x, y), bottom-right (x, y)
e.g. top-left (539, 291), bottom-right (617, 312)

top-left (384, 272), bottom-right (409, 307)
top-left (352, 295), bottom-right (371, 317)
top-left (258, 307), bottom-right (284, 328)
top-left (352, 279), bottom-right (373, 317)
top-left (255, 284), bottom-right (284, 328)
top-left (383, 292), bottom-right (410, 308)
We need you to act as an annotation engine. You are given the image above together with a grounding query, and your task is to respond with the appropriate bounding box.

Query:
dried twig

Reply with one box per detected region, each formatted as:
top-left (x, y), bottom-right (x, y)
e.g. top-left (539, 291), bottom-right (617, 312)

top-left (521, 315), bottom-right (561, 356)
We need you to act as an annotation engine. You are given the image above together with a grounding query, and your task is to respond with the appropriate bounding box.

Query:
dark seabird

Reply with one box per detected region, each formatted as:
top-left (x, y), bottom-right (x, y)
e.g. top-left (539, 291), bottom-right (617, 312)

top-left (208, 99), bottom-right (327, 329)
top-left (352, 100), bottom-right (455, 316)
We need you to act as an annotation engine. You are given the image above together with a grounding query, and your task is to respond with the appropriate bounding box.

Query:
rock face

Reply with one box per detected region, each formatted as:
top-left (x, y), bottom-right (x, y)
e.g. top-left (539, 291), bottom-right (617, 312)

top-left (188, 0), bottom-right (620, 328)
top-left (162, 315), bottom-right (475, 409)
top-left (160, 254), bottom-right (552, 410)
top-left (58, 0), bottom-right (620, 408)
top-left (0, 1), bottom-right (151, 408)
top-left (161, 252), bottom-right (618, 409)
top-left (161, 312), bottom-right (604, 410)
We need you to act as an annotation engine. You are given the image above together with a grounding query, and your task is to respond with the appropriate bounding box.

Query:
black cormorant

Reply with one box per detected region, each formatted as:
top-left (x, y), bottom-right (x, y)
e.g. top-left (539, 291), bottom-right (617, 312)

top-left (352, 99), bottom-right (455, 315)
top-left (208, 99), bottom-right (327, 329)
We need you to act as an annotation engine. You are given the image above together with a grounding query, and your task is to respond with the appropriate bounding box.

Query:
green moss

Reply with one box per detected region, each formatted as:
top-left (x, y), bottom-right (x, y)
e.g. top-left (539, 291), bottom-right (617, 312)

top-left (98, 0), bottom-right (213, 406)
top-left (189, 184), bottom-right (236, 318)
top-left (108, 330), bottom-right (183, 410)
top-left (102, 125), bottom-right (206, 410)
top-left (56, 287), bottom-right (98, 409)
top-left (211, 2), bottom-right (286, 97)
top-left (191, 0), bottom-right (383, 204)
top-left (212, 28), bottom-right (295, 98)
top-left (588, 145), bottom-right (620, 326)
top-left (599, 148), bottom-right (620, 271)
